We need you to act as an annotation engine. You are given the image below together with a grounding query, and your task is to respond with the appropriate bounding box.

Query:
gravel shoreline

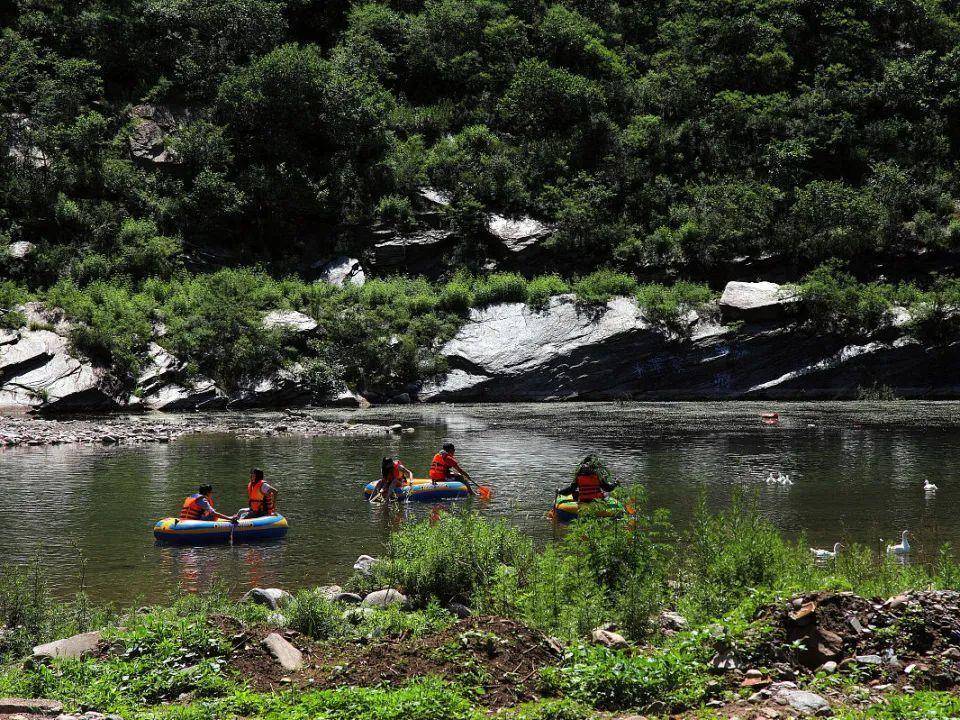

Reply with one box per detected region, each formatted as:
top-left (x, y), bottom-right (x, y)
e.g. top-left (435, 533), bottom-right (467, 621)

top-left (0, 411), bottom-right (402, 448)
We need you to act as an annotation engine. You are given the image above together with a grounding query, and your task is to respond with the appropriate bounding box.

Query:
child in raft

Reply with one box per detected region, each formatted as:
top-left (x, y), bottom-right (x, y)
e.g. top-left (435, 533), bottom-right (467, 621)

top-left (371, 456), bottom-right (414, 502)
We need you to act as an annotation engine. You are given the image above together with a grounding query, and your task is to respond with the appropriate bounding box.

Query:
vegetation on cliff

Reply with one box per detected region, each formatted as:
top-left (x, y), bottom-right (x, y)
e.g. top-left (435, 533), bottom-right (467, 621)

top-left (3, 0), bottom-right (960, 396)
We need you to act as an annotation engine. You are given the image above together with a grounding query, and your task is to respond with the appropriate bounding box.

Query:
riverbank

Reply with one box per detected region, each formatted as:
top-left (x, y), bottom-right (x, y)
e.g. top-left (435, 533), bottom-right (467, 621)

top-left (4, 499), bottom-right (960, 718)
top-left (0, 411), bottom-right (403, 448)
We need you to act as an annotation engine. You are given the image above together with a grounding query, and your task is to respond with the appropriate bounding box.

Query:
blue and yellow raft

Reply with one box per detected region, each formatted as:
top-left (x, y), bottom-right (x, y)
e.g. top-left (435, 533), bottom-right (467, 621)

top-left (363, 477), bottom-right (470, 502)
top-left (153, 514), bottom-right (289, 544)
top-left (551, 494), bottom-right (624, 522)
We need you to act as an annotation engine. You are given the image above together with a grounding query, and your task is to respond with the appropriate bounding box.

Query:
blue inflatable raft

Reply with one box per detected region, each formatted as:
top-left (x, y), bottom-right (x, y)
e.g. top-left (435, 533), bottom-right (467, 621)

top-left (153, 514), bottom-right (289, 544)
top-left (363, 477), bottom-right (470, 502)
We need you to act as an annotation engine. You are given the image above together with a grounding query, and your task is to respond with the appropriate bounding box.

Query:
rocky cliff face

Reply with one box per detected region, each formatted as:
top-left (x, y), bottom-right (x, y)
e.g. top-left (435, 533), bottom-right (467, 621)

top-left (420, 286), bottom-right (960, 402)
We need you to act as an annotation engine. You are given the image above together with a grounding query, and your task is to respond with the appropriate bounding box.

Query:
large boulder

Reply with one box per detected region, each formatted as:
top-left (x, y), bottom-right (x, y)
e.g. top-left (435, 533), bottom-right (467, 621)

top-left (420, 295), bottom-right (670, 401)
top-left (33, 631), bottom-right (101, 659)
top-left (0, 329), bottom-right (118, 412)
top-left (371, 228), bottom-right (457, 275)
top-left (0, 698), bottom-right (63, 715)
top-left (314, 256), bottom-right (365, 287)
top-left (6, 241), bottom-right (35, 260)
top-left (134, 343), bottom-right (225, 410)
top-left (362, 589), bottom-right (407, 608)
top-left (228, 363), bottom-right (314, 408)
top-left (262, 310), bottom-right (319, 334)
top-left (242, 588), bottom-right (292, 610)
top-left (128, 104), bottom-right (188, 165)
top-left (487, 214), bottom-right (553, 265)
top-left (719, 281), bottom-right (796, 322)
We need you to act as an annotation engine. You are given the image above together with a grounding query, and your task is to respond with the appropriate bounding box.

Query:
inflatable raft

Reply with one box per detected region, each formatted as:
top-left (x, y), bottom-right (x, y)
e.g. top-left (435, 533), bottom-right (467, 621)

top-left (551, 494), bottom-right (624, 522)
top-left (363, 477), bottom-right (470, 502)
top-left (154, 514), bottom-right (289, 544)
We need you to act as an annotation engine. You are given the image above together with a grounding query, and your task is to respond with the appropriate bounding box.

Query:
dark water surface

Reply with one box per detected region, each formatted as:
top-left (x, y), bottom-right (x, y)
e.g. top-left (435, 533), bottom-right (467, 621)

top-left (3, 401), bottom-right (960, 604)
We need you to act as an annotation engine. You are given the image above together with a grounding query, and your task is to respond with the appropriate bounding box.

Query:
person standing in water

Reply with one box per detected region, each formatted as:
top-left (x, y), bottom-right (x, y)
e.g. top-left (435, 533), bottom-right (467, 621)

top-left (429, 442), bottom-right (474, 494)
top-left (371, 456), bottom-right (414, 502)
top-left (246, 468), bottom-right (278, 518)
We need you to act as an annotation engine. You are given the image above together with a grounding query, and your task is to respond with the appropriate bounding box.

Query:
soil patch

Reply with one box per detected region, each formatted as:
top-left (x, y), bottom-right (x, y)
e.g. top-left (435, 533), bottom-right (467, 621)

top-left (224, 616), bottom-right (562, 707)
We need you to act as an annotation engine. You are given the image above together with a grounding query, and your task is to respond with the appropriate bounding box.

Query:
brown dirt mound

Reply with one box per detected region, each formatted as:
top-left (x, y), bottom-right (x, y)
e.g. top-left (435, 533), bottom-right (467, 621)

top-left (735, 590), bottom-right (960, 688)
top-left (224, 616), bottom-right (562, 707)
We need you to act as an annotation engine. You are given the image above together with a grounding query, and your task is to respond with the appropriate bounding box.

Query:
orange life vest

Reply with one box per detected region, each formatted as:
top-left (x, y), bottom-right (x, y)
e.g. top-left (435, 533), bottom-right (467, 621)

top-left (430, 452), bottom-right (454, 481)
top-left (180, 494), bottom-right (208, 520)
top-left (247, 478), bottom-right (275, 516)
top-left (385, 461), bottom-right (404, 482)
top-left (576, 472), bottom-right (603, 502)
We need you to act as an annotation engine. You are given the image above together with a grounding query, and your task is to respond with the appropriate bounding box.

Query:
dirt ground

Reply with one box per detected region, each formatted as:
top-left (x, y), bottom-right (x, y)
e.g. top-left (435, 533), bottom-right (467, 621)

top-left (223, 615), bottom-right (563, 707)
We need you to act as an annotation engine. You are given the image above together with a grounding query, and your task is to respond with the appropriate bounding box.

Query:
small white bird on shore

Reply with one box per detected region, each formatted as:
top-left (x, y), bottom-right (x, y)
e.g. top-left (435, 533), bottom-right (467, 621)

top-left (923, 479), bottom-right (938, 492)
top-left (886, 530), bottom-right (911, 555)
top-left (811, 542), bottom-right (842, 560)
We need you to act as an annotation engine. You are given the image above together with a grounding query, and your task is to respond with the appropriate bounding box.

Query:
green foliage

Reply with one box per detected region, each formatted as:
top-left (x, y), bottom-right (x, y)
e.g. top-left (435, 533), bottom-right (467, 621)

top-left (679, 492), bottom-right (804, 622)
top-left (369, 511), bottom-right (534, 604)
top-left (796, 263), bottom-right (895, 338)
top-left (550, 640), bottom-right (711, 711)
top-left (907, 277), bottom-right (960, 346)
top-left (284, 589), bottom-right (346, 640)
top-left (527, 275), bottom-right (569, 309)
top-left (0, 281), bottom-right (30, 328)
top-left (572, 270), bottom-right (637, 305)
top-left (47, 280), bottom-right (154, 381)
top-left (472, 272), bottom-right (529, 306)
top-left (833, 692), bottom-right (960, 719)
top-left (636, 282), bottom-right (714, 338)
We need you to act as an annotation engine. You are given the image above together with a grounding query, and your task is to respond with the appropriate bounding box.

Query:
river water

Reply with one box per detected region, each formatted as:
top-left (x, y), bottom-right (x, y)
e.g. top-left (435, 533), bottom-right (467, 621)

top-left (3, 402), bottom-right (960, 604)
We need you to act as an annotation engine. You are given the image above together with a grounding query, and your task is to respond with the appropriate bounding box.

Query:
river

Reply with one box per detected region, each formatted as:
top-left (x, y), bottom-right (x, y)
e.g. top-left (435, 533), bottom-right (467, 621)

top-left (3, 401), bottom-right (960, 604)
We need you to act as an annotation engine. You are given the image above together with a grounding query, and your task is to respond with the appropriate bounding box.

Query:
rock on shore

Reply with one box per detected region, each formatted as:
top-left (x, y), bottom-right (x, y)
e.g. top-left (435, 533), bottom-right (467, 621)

top-left (420, 283), bottom-right (960, 402)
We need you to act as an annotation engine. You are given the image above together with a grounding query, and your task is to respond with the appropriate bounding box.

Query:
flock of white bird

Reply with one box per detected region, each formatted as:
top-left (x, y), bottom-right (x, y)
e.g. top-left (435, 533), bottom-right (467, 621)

top-left (762, 471), bottom-right (934, 560)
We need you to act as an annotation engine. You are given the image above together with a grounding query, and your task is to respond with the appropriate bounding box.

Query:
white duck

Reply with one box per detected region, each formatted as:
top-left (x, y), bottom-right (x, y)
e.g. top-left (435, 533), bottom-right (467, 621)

top-left (923, 479), bottom-right (938, 492)
top-left (810, 542), bottom-right (842, 560)
top-left (765, 471), bottom-right (793, 486)
top-left (886, 530), bottom-right (911, 555)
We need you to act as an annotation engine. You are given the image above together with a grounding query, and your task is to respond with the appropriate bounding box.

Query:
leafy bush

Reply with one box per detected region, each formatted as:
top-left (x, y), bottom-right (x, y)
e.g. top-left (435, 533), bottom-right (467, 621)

top-left (679, 493), bottom-right (803, 621)
top-left (47, 280), bottom-right (154, 381)
top-left (473, 272), bottom-right (529, 306)
top-left (636, 282), bottom-right (713, 338)
top-left (527, 275), bottom-right (569, 309)
top-left (907, 278), bottom-right (960, 346)
top-left (550, 640), bottom-right (711, 711)
top-left (371, 511), bottom-right (534, 604)
top-left (572, 270), bottom-right (638, 305)
top-left (796, 263), bottom-right (894, 338)
top-left (0, 281), bottom-right (30, 329)
top-left (281, 679), bottom-right (478, 720)
top-left (285, 589), bottom-right (346, 640)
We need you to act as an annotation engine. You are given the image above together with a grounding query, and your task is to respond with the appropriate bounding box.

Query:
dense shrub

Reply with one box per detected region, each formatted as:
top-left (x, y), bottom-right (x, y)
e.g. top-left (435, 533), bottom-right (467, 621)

top-left (473, 272), bottom-right (529, 306)
top-left (371, 512), bottom-right (534, 604)
top-left (796, 263), bottom-right (895, 338)
top-left (636, 282), bottom-right (713, 338)
top-left (572, 270), bottom-right (638, 305)
top-left (527, 275), bottom-right (569, 309)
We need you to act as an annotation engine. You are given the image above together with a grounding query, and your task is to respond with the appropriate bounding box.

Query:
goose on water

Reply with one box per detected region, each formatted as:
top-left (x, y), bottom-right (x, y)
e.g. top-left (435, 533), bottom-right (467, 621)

top-left (810, 542), bottom-right (842, 560)
top-left (765, 471), bottom-right (793, 486)
top-left (924, 479), bottom-right (938, 492)
top-left (886, 530), bottom-right (911, 555)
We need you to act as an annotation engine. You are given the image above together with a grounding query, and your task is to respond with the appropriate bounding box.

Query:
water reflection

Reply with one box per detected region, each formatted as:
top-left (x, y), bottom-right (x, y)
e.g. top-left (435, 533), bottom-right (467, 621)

top-left (2, 401), bottom-right (960, 603)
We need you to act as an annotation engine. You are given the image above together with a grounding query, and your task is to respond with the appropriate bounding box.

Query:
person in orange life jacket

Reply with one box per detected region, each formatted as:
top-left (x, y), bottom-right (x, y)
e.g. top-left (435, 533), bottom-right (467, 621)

top-left (245, 468), bottom-right (278, 518)
top-left (371, 456), bottom-right (414, 502)
top-left (179, 484), bottom-right (237, 522)
top-left (429, 442), bottom-right (474, 493)
top-left (556, 456), bottom-right (618, 502)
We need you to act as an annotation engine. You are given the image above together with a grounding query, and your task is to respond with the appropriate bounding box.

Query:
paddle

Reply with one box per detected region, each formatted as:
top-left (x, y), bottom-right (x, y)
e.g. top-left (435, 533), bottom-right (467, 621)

top-left (459, 471), bottom-right (492, 500)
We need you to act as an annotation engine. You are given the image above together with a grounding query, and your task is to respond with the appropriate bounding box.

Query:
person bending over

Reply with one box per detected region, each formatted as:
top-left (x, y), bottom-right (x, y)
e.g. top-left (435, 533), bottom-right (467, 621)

top-left (180, 484), bottom-right (236, 522)
top-left (371, 457), bottom-right (414, 502)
